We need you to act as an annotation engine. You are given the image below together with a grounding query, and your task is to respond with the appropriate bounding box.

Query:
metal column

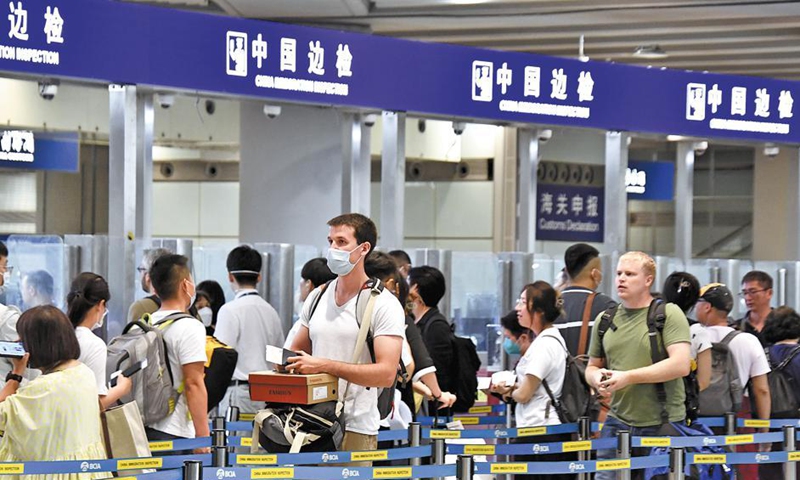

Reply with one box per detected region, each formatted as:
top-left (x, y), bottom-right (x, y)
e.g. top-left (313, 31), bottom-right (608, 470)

top-left (516, 129), bottom-right (539, 253)
top-left (342, 113), bottom-right (371, 216)
top-left (604, 131), bottom-right (628, 255)
top-left (675, 141), bottom-right (696, 263)
top-left (108, 85), bottom-right (146, 339)
top-left (253, 243), bottom-right (295, 336)
top-left (381, 111), bottom-right (406, 247)
top-left (136, 93), bottom-right (154, 240)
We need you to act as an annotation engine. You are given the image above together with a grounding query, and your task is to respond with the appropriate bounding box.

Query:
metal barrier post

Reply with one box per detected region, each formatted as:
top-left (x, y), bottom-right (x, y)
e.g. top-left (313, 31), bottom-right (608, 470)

top-left (226, 406), bottom-right (240, 422)
top-left (617, 430), bottom-right (631, 480)
top-left (724, 412), bottom-right (736, 436)
top-left (456, 454), bottom-right (474, 480)
top-left (785, 425), bottom-right (797, 480)
top-left (409, 421), bottom-right (422, 480)
top-left (212, 416), bottom-right (225, 431)
top-left (183, 460), bottom-right (203, 480)
top-left (433, 438), bottom-right (446, 480)
top-left (670, 447), bottom-right (685, 480)
top-left (212, 428), bottom-right (227, 467)
top-left (577, 416), bottom-right (591, 480)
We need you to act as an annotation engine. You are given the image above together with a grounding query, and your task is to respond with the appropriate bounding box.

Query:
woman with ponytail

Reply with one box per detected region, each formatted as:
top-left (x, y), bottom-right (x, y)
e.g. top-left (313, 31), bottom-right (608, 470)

top-left (67, 272), bottom-right (131, 409)
top-left (490, 280), bottom-right (576, 479)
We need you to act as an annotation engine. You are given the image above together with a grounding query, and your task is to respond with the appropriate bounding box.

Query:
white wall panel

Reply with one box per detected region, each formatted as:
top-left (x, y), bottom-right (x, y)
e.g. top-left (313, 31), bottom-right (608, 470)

top-left (199, 182), bottom-right (239, 237)
top-left (435, 182), bottom-right (493, 238)
top-left (152, 183), bottom-right (200, 237)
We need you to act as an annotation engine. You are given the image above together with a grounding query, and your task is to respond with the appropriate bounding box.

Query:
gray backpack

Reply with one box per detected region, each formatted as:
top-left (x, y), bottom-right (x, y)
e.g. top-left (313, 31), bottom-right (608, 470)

top-left (106, 313), bottom-right (190, 425)
top-left (697, 330), bottom-right (743, 416)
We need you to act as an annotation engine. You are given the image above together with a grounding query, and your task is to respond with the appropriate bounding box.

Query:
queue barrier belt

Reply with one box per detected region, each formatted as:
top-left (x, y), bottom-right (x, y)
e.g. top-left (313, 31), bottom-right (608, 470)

top-left (203, 464), bottom-right (455, 480)
top-left (233, 446), bottom-right (432, 466)
top-left (633, 431), bottom-right (784, 449)
top-left (423, 422), bottom-right (578, 439)
top-left (446, 437), bottom-right (617, 456)
top-left (474, 455), bottom-right (669, 475)
top-left (0, 454), bottom-right (209, 476)
top-left (149, 437), bottom-right (211, 452)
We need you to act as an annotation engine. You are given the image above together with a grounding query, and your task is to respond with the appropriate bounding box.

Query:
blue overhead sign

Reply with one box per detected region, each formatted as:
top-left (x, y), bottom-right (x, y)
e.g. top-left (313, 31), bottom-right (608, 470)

top-left (626, 160), bottom-right (675, 201)
top-left (536, 184), bottom-right (604, 243)
top-left (0, 130), bottom-right (78, 172)
top-left (0, 0), bottom-right (798, 144)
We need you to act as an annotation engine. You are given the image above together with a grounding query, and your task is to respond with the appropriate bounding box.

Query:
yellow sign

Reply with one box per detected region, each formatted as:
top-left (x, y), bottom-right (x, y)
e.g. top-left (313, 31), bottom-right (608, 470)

top-left (517, 427), bottom-right (547, 437)
top-left (562, 441), bottom-right (592, 452)
top-left (0, 464), bottom-right (23, 474)
top-left (452, 416), bottom-right (480, 425)
top-left (789, 451), bottom-right (800, 462)
top-left (465, 445), bottom-right (496, 455)
top-left (430, 430), bottom-right (462, 439)
top-left (743, 419), bottom-right (771, 428)
top-left (725, 435), bottom-right (754, 445)
top-left (352, 451), bottom-right (389, 461)
top-left (116, 477), bottom-right (137, 480)
top-left (252, 468), bottom-right (294, 479)
top-left (240, 413), bottom-right (256, 421)
top-left (117, 458), bottom-right (163, 470)
top-left (240, 437), bottom-right (253, 447)
top-left (640, 437), bottom-right (671, 447)
top-left (694, 454), bottom-right (727, 464)
top-left (373, 467), bottom-right (413, 478)
top-left (597, 460), bottom-right (631, 471)
top-left (237, 455), bottom-right (278, 465)
top-left (148, 441), bottom-right (174, 451)
top-left (468, 406), bottom-right (493, 414)
top-left (491, 463), bottom-right (528, 473)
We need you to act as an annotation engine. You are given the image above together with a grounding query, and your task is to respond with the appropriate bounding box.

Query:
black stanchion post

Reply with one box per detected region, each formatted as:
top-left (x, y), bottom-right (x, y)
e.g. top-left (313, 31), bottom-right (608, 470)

top-left (226, 406), bottom-right (240, 423)
top-left (456, 454), bottom-right (474, 480)
top-left (577, 416), bottom-right (591, 480)
top-left (433, 438), bottom-right (446, 480)
top-left (409, 421), bottom-right (422, 480)
top-left (212, 428), bottom-right (227, 467)
top-left (617, 430), bottom-right (631, 480)
top-left (212, 416), bottom-right (225, 431)
top-left (503, 402), bottom-right (512, 480)
top-left (724, 412), bottom-right (736, 437)
top-left (183, 460), bottom-right (203, 480)
top-left (670, 447), bottom-right (685, 480)
top-left (785, 425), bottom-right (796, 480)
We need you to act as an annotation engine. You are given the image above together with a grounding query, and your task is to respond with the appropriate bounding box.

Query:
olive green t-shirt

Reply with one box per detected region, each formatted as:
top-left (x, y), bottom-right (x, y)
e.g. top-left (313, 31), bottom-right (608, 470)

top-left (587, 302), bottom-right (691, 427)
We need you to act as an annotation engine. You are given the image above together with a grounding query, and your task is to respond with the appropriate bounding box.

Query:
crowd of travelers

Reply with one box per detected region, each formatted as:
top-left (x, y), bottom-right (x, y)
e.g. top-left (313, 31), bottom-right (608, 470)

top-left (0, 215), bottom-right (799, 480)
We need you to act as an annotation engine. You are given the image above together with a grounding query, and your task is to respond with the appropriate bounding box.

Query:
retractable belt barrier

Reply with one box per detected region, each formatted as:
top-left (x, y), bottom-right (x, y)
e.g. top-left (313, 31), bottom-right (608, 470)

top-left (203, 464), bottom-right (456, 480)
top-left (0, 454), bottom-right (209, 476)
top-left (633, 431), bottom-right (784, 449)
top-left (446, 437), bottom-right (617, 456)
top-left (475, 455), bottom-right (670, 475)
top-left (233, 446), bottom-right (432, 466)
top-left (425, 422), bottom-right (579, 439)
top-left (149, 437), bottom-right (212, 453)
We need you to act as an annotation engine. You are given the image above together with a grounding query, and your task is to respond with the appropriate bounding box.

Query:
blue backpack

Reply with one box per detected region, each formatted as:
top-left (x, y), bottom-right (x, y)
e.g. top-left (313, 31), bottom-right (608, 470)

top-left (644, 421), bottom-right (732, 480)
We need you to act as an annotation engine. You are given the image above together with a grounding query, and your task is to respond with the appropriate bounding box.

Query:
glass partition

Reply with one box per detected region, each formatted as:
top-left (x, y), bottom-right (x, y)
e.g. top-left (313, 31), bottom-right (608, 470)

top-left (193, 242), bottom-right (240, 302)
top-left (531, 254), bottom-right (560, 285)
top-left (450, 252), bottom-right (499, 352)
top-left (293, 245), bottom-right (322, 320)
top-left (6, 235), bottom-right (66, 311)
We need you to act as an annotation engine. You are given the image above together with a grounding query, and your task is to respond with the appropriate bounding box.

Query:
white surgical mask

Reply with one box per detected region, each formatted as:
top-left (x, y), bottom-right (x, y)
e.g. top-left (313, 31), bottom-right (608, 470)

top-left (326, 244), bottom-right (363, 277)
top-left (1, 271), bottom-right (9, 285)
top-left (198, 307), bottom-right (213, 327)
top-left (93, 308), bottom-right (108, 330)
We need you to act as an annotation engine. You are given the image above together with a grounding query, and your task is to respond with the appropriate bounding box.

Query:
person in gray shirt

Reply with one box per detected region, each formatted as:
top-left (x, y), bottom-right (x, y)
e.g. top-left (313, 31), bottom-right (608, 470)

top-left (555, 243), bottom-right (616, 356)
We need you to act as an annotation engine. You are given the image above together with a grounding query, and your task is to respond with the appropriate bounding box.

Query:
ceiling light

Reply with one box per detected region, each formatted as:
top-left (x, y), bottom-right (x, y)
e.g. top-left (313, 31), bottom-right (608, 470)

top-left (633, 45), bottom-right (668, 59)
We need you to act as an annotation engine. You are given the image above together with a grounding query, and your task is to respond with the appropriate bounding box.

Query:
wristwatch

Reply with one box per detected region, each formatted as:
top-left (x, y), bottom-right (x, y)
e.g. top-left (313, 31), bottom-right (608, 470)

top-left (433, 392), bottom-right (442, 400)
top-left (5, 372), bottom-right (22, 383)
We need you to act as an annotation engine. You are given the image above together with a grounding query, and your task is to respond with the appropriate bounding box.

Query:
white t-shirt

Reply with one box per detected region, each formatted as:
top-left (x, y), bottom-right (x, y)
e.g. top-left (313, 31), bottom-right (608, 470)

top-left (75, 326), bottom-right (109, 395)
top-left (689, 323), bottom-right (712, 361)
top-left (300, 279), bottom-right (405, 436)
top-left (703, 325), bottom-right (771, 388)
top-left (515, 328), bottom-right (567, 428)
top-left (283, 321), bottom-right (302, 350)
top-left (146, 310), bottom-right (207, 438)
top-left (215, 290), bottom-right (285, 380)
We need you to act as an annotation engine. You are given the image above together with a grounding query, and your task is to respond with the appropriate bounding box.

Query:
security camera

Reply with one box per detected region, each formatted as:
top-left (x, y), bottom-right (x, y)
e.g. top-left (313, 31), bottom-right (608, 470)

top-left (263, 104), bottom-right (281, 119)
top-left (38, 81), bottom-right (58, 100)
top-left (538, 129), bottom-right (553, 143)
top-left (363, 113), bottom-right (378, 127)
top-left (693, 141), bottom-right (708, 156)
top-left (204, 99), bottom-right (216, 115)
top-left (452, 121), bottom-right (466, 136)
top-left (156, 94), bottom-right (175, 109)
top-left (764, 143), bottom-right (780, 158)
top-left (205, 163), bottom-right (219, 178)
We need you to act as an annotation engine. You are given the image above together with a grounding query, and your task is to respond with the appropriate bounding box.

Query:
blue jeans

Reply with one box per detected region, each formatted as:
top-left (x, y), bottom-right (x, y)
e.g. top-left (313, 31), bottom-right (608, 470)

top-left (595, 416), bottom-right (663, 480)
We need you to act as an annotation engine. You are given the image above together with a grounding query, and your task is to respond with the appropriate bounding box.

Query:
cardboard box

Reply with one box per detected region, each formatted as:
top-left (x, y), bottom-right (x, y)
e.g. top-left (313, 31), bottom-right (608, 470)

top-left (249, 371), bottom-right (339, 405)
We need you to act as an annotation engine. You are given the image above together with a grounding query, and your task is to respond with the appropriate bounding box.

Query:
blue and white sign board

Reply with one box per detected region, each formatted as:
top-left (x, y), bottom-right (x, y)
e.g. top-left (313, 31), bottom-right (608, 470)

top-left (0, 130), bottom-right (79, 172)
top-left (536, 184), bottom-right (604, 243)
top-left (626, 160), bottom-right (674, 201)
top-left (0, 0), bottom-right (799, 144)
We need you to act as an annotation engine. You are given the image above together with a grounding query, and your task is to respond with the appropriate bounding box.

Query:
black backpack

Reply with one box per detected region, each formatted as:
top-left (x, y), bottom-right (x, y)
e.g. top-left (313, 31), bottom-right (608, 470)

top-left (598, 299), bottom-right (698, 424)
top-left (766, 345), bottom-right (800, 418)
top-left (423, 316), bottom-right (481, 413)
top-left (540, 335), bottom-right (599, 423)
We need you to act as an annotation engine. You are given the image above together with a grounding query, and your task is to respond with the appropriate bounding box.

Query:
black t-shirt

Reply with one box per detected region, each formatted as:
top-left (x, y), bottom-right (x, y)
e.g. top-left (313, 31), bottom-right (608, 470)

top-left (736, 311), bottom-right (770, 347)
top-left (555, 287), bottom-right (617, 356)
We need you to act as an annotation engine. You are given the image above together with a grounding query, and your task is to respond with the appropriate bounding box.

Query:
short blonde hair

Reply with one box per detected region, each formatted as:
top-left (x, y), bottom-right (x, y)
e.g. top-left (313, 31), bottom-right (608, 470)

top-left (619, 251), bottom-right (656, 278)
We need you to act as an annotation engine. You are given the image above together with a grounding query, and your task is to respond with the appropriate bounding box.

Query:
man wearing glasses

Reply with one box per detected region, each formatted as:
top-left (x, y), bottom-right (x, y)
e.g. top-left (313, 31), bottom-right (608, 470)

top-left (736, 271), bottom-right (773, 347)
top-left (0, 240), bottom-right (21, 387)
top-left (127, 247), bottom-right (172, 323)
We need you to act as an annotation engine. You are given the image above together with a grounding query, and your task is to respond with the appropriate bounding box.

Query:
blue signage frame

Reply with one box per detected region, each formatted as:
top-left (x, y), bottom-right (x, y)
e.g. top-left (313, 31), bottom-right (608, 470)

top-left (627, 160), bottom-right (675, 201)
top-left (0, 0), bottom-right (798, 144)
top-left (0, 130), bottom-right (79, 172)
top-left (535, 184), bottom-right (604, 243)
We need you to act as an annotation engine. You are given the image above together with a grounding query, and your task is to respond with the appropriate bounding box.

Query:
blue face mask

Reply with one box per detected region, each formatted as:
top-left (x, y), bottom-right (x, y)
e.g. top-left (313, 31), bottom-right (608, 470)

top-left (503, 337), bottom-right (521, 355)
